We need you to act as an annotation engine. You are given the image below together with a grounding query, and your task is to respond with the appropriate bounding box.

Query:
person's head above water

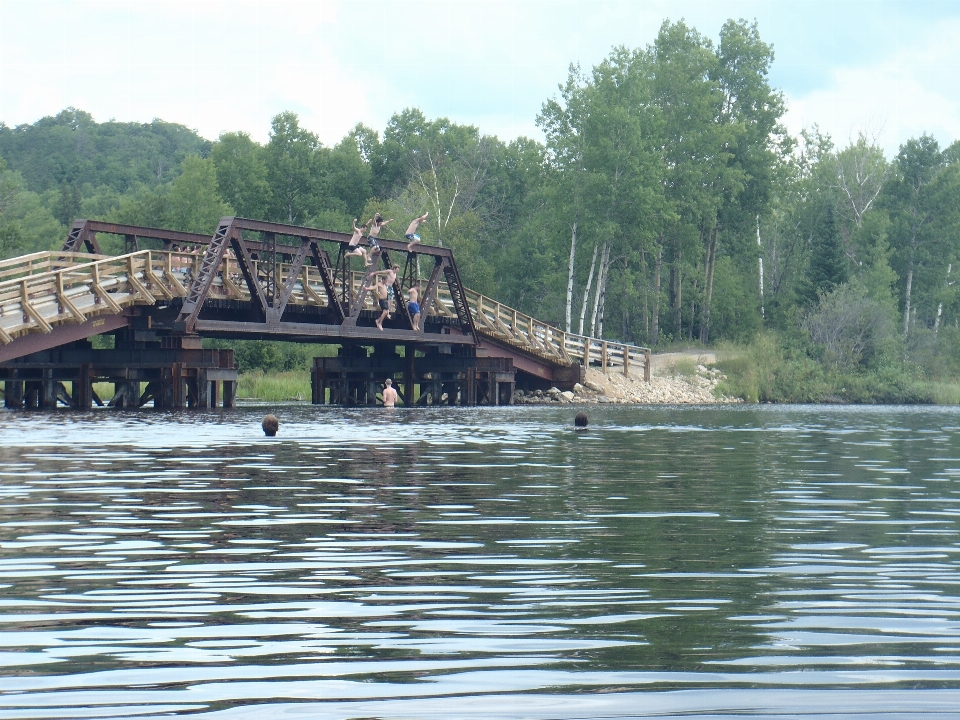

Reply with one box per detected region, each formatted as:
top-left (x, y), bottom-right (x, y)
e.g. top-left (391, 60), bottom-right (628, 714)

top-left (262, 414), bottom-right (279, 436)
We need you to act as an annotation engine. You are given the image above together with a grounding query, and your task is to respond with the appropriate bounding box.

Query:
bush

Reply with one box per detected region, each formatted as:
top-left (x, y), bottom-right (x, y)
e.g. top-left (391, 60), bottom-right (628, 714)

top-left (715, 331), bottom-right (934, 404)
top-left (802, 282), bottom-right (899, 371)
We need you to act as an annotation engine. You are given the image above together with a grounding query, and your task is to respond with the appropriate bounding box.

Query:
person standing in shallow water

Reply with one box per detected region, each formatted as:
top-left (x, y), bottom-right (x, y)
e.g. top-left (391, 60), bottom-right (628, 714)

top-left (382, 378), bottom-right (398, 407)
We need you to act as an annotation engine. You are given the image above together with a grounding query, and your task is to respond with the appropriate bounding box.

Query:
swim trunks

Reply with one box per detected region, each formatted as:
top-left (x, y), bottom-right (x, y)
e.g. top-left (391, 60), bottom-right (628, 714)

top-left (405, 233), bottom-right (421, 242)
top-left (408, 301), bottom-right (421, 315)
top-left (379, 298), bottom-right (389, 311)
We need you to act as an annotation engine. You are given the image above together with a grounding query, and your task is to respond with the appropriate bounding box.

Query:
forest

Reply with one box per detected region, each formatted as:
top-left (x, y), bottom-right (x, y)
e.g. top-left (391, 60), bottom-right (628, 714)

top-left (2, 19), bottom-right (959, 402)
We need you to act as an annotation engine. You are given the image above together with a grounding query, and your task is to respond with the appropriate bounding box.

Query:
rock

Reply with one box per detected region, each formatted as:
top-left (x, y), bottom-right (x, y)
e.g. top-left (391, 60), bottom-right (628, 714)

top-left (560, 391), bottom-right (575, 402)
top-left (573, 383), bottom-right (585, 394)
top-left (598, 396), bottom-right (612, 403)
top-left (547, 386), bottom-right (561, 396)
top-left (585, 379), bottom-right (604, 393)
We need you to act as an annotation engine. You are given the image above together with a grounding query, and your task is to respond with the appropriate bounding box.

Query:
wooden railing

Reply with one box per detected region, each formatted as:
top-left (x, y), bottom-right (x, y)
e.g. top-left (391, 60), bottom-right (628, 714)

top-left (0, 250), bottom-right (182, 344)
top-left (1, 250), bottom-right (651, 379)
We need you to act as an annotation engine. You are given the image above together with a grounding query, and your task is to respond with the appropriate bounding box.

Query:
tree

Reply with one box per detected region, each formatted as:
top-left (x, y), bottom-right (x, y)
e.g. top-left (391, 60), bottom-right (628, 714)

top-left (884, 134), bottom-right (950, 337)
top-left (803, 204), bottom-right (848, 305)
top-left (53, 181), bottom-right (82, 226)
top-left (211, 132), bottom-right (270, 219)
top-left (263, 112), bottom-right (322, 224)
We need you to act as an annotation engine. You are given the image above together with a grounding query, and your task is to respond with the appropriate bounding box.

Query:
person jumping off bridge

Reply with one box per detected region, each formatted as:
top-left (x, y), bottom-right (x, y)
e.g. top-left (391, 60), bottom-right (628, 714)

top-left (373, 264), bottom-right (400, 330)
top-left (365, 212), bottom-right (392, 251)
top-left (345, 219), bottom-right (369, 260)
top-left (405, 212), bottom-right (429, 252)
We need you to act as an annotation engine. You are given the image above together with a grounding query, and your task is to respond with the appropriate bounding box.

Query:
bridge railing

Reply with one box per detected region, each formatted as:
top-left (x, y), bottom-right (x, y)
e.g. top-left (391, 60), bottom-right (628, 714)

top-left (2, 249), bottom-right (651, 379)
top-left (449, 287), bottom-right (651, 379)
top-left (0, 250), bottom-right (175, 343)
top-left (0, 251), bottom-right (108, 284)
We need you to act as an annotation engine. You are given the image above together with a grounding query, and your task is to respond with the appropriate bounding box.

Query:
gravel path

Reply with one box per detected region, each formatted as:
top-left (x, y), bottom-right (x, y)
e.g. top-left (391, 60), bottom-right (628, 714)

top-left (515, 349), bottom-right (741, 405)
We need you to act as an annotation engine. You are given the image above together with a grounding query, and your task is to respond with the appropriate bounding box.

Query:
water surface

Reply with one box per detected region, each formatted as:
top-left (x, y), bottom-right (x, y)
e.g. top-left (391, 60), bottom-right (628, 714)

top-left (2, 404), bottom-right (960, 718)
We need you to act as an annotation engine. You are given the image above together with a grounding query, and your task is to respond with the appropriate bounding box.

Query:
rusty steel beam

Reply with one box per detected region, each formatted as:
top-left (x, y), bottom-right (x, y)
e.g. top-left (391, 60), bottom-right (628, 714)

top-left (0, 312), bottom-right (132, 364)
top-left (193, 319), bottom-right (476, 344)
top-left (61, 219), bottom-right (309, 257)
top-left (62, 217), bottom-right (479, 348)
top-left (62, 220), bottom-right (212, 253)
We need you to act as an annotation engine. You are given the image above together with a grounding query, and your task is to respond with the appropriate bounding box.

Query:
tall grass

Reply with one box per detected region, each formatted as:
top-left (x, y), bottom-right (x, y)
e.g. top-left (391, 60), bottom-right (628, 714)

top-left (237, 371), bottom-right (310, 401)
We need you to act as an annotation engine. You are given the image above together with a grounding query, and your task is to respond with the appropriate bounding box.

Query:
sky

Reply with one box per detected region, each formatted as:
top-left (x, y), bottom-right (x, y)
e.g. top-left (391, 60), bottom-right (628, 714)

top-left (1, 0), bottom-right (959, 158)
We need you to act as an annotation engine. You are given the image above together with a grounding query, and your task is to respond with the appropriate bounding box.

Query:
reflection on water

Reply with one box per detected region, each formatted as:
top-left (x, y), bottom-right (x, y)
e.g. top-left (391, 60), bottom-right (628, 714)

top-left (2, 404), bottom-right (960, 717)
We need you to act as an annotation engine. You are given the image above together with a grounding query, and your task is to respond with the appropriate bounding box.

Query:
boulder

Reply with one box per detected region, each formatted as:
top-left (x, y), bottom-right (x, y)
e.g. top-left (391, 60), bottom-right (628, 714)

top-left (585, 379), bottom-right (605, 393)
top-left (560, 391), bottom-right (575, 402)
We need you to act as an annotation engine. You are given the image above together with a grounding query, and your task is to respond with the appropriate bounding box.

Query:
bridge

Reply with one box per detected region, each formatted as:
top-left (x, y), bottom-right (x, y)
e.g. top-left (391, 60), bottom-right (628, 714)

top-left (0, 217), bottom-right (650, 409)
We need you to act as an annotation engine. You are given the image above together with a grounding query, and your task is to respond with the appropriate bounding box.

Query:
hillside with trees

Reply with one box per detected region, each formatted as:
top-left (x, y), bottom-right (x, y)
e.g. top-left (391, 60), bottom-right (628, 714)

top-left (2, 18), bottom-right (958, 402)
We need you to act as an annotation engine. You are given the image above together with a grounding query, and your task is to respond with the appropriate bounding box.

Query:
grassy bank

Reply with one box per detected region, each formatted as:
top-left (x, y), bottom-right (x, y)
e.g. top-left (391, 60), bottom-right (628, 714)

top-left (237, 371), bottom-right (311, 402)
top-left (711, 333), bottom-right (958, 404)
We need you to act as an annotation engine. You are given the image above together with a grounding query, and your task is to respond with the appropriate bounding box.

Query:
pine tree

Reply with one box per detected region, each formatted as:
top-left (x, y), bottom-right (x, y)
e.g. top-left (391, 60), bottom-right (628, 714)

top-left (804, 205), bottom-right (848, 304)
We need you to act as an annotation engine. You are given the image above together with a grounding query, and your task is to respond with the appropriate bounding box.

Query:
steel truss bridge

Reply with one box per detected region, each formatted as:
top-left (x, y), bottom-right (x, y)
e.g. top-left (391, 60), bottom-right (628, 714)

top-left (1, 218), bottom-right (650, 408)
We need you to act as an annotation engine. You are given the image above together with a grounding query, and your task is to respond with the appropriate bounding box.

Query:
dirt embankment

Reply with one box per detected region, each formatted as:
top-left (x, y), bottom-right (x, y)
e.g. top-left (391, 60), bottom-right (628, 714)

top-left (515, 350), bottom-right (740, 405)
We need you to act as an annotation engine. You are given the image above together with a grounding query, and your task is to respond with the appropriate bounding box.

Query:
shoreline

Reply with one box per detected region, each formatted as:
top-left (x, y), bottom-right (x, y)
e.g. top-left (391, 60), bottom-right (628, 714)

top-left (516, 364), bottom-right (739, 405)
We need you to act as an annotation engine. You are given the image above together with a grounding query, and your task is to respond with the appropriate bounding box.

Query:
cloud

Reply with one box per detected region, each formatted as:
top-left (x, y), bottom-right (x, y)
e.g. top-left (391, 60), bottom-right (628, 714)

top-left (783, 19), bottom-right (960, 156)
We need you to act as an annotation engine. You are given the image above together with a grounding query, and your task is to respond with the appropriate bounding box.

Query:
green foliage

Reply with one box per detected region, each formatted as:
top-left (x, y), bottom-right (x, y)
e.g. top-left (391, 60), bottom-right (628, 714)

top-left (802, 281), bottom-right (900, 370)
top-left (716, 331), bottom-right (934, 404)
top-left (0, 158), bottom-right (63, 258)
top-left (211, 132), bottom-right (270, 218)
top-left (237, 371), bottom-right (311, 401)
top-left (105, 155), bottom-right (232, 235)
top-left (206, 340), bottom-right (313, 374)
top-left (0, 108), bottom-right (210, 193)
top-left (802, 205), bottom-right (848, 305)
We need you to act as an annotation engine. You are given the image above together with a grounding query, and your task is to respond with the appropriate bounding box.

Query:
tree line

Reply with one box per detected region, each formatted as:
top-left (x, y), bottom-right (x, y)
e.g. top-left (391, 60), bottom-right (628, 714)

top-left (2, 18), bottom-right (959, 388)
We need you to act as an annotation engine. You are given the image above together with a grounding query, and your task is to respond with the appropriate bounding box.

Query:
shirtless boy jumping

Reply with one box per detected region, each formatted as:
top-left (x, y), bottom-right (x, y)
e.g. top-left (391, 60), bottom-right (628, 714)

top-left (405, 212), bottom-right (429, 252)
top-left (345, 219), bottom-right (368, 258)
top-left (373, 264), bottom-right (400, 330)
top-left (366, 213), bottom-right (393, 250)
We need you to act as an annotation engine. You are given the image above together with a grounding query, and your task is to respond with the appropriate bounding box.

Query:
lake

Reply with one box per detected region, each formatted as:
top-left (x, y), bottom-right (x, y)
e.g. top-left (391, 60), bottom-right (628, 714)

top-left (2, 404), bottom-right (960, 718)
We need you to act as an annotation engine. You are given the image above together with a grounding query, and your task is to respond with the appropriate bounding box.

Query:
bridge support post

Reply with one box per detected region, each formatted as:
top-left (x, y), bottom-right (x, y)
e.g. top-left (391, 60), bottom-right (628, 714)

top-left (195, 370), bottom-right (210, 409)
top-left (404, 345), bottom-right (415, 407)
top-left (75, 364), bottom-right (93, 409)
top-left (311, 365), bottom-right (327, 404)
top-left (3, 380), bottom-right (23, 409)
top-left (23, 381), bottom-right (40, 409)
top-left (40, 370), bottom-right (58, 409)
top-left (223, 380), bottom-right (237, 408)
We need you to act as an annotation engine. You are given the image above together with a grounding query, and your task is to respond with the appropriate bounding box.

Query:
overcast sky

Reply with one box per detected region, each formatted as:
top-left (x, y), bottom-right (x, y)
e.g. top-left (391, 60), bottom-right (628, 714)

top-left (2, 0), bottom-right (959, 158)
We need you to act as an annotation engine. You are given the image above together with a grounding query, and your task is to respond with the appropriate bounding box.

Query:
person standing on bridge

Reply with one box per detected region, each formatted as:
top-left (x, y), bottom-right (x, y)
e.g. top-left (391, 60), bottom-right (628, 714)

top-left (407, 285), bottom-right (421, 331)
top-left (405, 212), bottom-right (429, 252)
top-left (366, 213), bottom-right (392, 250)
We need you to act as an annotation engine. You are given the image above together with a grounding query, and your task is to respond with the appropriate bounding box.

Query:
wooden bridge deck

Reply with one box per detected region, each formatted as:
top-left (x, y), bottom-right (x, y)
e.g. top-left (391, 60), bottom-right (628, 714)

top-left (0, 218), bottom-right (650, 382)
